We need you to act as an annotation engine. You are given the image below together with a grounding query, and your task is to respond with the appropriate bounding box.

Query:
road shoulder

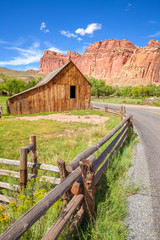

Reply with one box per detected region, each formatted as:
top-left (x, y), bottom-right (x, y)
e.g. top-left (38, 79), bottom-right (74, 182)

top-left (127, 128), bottom-right (157, 240)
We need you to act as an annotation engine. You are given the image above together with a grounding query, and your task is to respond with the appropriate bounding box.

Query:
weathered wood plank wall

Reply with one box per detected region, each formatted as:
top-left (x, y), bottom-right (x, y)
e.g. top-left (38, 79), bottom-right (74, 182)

top-left (9, 62), bottom-right (91, 114)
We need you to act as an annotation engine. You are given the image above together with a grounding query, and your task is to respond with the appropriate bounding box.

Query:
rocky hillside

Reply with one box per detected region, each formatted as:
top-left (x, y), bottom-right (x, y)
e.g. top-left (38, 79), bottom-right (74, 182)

top-left (0, 67), bottom-right (45, 82)
top-left (39, 39), bottom-right (160, 86)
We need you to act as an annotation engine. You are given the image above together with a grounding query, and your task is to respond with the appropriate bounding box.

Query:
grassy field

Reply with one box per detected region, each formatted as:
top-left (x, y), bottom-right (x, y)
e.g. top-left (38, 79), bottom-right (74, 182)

top-left (0, 96), bottom-right (9, 114)
top-left (0, 96), bottom-right (138, 239)
top-left (0, 67), bottom-right (44, 82)
top-left (0, 111), bottom-right (120, 165)
top-left (92, 96), bottom-right (160, 107)
top-left (0, 95), bottom-right (121, 181)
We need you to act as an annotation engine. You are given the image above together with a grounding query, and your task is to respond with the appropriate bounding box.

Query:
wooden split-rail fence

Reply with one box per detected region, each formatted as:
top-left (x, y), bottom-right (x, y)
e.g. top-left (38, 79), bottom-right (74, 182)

top-left (0, 106), bottom-right (133, 240)
top-left (0, 135), bottom-right (60, 203)
top-left (92, 103), bottom-right (126, 120)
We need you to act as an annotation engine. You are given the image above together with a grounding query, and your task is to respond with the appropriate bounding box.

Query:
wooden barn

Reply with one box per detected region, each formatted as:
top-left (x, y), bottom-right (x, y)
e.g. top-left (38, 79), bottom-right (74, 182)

top-left (8, 61), bottom-right (92, 114)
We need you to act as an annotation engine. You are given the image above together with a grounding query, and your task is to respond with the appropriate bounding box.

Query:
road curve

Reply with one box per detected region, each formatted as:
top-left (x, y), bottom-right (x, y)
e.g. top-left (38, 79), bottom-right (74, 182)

top-left (92, 101), bottom-right (160, 239)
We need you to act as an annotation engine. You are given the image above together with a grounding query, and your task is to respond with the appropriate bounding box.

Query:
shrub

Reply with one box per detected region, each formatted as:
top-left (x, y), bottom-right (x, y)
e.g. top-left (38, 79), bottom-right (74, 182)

top-left (0, 177), bottom-right (63, 239)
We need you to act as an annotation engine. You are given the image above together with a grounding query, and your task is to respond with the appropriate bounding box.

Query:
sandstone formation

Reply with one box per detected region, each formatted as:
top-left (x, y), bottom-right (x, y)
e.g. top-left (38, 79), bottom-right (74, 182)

top-left (39, 39), bottom-right (160, 86)
top-left (26, 69), bottom-right (39, 73)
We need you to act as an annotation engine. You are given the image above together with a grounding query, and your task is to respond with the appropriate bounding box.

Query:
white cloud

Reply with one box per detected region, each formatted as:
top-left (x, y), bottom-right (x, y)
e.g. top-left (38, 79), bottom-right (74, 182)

top-left (124, 3), bottom-right (132, 11)
top-left (32, 42), bottom-right (40, 48)
top-left (43, 41), bottom-right (67, 54)
top-left (40, 22), bottom-right (46, 30)
top-left (5, 47), bottom-right (37, 55)
top-left (77, 38), bottom-right (82, 42)
top-left (0, 40), bottom-right (8, 44)
top-left (0, 55), bottom-right (42, 66)
top-left (48, 47), bottom-right (67, 55)
top-left (60, 30), bottom-right (77, 38)
top-left (75, 23), bottom-right (102, 36)
top-left (78, 45), bottom-right (88, 54)
top-left (147, 31), bottom-right (160, 38)
top-left (0, 42), bottom-right (43, 66)
top-left (40, 22), bottom-right (50, 33)
top-left (0, 39), bottom-right (68, 67)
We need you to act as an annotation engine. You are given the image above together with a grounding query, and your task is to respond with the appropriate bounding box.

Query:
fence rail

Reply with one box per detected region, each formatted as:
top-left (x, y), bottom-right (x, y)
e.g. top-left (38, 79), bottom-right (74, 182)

top-left (92, 104), bottom-right (126, 119)
top-left (0, 158), bottom-right (59, 172)
top-left (0, 106), bottom-right (133, 240)
top-left (0, 135), bottom-right (60, 200)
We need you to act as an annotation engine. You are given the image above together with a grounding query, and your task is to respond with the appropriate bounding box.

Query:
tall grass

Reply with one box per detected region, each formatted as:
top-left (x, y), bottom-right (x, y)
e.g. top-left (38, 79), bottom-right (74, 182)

top-left (75, 131), bottom-right (138, 240)
top-left (0, 177), bottom-right (63, 239)
top-left (0, 96), bottom-right (8, 114)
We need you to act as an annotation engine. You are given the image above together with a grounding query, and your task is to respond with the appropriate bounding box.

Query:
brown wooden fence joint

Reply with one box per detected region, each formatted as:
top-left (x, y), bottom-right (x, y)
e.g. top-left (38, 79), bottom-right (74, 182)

top-left (57, 159), bottom-right (72, 205)
top-left (80, 159), bottom-right (95, 216)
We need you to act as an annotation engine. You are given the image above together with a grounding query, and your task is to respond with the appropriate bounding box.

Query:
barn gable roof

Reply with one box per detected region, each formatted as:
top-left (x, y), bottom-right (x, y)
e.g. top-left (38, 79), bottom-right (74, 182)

top-left (9, 61), bottom-right (91, 99)
top-left (35, 61), bottom-right (69, 88)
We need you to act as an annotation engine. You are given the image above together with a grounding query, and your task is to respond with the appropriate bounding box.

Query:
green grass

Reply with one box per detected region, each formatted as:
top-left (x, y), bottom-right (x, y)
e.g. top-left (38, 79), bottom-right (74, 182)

top-left (0, 96), bottom-right (9, 114)
top-left (0, 113), bottom-right (120, 165)
top-left (74, 131), bottom-right (138, 240)
top-left (0, 95), bottom-right (137, 239)
top-left (0, 177), bottom-right (63, 238)
top-left (0, 100), bottom-right (121, 238)
top-left (0, 96), bottom-right (120, 167)
top-left (92, 96), bottom-right (160, 107)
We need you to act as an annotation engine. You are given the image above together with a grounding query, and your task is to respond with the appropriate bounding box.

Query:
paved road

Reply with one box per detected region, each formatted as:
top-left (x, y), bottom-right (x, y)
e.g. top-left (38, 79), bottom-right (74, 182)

top-left (92, 101), bottom-right (160, 239)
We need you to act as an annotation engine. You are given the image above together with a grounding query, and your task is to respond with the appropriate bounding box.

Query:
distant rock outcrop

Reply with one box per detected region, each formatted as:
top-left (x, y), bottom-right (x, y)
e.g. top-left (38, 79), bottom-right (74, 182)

top-left (26, 69), bottom-right (39, 73)
top-left (39, 39), bottom-right (160, 86)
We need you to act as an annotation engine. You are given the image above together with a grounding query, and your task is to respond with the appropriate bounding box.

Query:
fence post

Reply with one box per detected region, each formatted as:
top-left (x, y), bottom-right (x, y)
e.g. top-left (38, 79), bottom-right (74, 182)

top-left (129, 116), bottom-right (134, 133)
top-left (30, 135), bottom-right (37, 175)
top-left (20, 147), bottom-right (28, 191)
top-left (57, 159), bottom-right (72, 206)
top-left (0, 104), bottom-right (2, 118)
top-left (105, 104), bottom-right (108, 113)
top-left (79, 159), bottom-right (95, 216)
top-left (120, 105), bottom-right (123, 121)
top-left (6, 100), bottom-right (10, 114)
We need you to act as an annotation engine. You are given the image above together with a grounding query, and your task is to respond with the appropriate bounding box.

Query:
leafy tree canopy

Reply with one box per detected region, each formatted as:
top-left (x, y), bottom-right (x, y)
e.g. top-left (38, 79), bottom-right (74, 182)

top-left (0, 75), bottom-right (39, 96)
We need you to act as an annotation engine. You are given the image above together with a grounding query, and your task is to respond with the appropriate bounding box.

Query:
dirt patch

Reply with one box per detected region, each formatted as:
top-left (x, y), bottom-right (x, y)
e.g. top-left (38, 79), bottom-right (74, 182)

top-left (42, 129), bottom-right (76, 138)
top-left (17, 114), bottom-right (109, 124)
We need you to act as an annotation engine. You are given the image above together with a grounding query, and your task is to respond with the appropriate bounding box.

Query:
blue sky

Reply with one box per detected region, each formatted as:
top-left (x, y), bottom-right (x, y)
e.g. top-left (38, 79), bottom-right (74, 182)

top-left (0, 0), bottom-right (160, 71)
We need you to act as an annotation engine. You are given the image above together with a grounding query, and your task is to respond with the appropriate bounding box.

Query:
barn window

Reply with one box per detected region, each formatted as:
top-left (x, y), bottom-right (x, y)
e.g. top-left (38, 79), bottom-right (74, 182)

top-left (70, 86), bottom-right (76, 98)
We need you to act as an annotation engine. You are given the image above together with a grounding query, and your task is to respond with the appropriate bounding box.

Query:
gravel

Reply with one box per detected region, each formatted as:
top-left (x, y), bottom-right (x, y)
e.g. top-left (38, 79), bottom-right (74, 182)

top-left (127, 128), bottom-right (157, 240)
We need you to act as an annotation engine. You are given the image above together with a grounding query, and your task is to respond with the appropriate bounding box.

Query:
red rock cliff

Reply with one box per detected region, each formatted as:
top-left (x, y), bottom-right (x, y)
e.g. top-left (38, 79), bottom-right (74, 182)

top-left (40, 39), bottom-right (160, 86)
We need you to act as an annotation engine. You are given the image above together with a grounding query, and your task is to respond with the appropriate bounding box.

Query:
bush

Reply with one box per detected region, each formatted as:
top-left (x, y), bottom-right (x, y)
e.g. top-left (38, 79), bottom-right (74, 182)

top-left (0, 75), bottom-right (40, 96)
top-left (87, 77), bottom-right (160, 98)
top-left (0, 177), bottom-right (63, 239)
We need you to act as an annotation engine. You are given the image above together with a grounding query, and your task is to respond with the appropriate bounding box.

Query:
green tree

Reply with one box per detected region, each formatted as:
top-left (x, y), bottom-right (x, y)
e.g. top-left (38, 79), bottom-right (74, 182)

top-left (132, 86), bottom-right (142, 98)
top-left (0, 78), bottom-right (26, 96)
top-left (104, 85), bottom-right (114, 96)
top-left (155, 85), bottom-right (160, 96)
top-left (120, 86), bottom-right (133, 97)
top-left (25, 80), bottom-right (38, 89)
top-left (0, 77), bottom-right (40, 96)
top-left (37, 76), bottom-right (42, 81)
top-left (113, 86), bottom-right (122, 96)
top-left (87, 77), bottom-right (106, 98)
